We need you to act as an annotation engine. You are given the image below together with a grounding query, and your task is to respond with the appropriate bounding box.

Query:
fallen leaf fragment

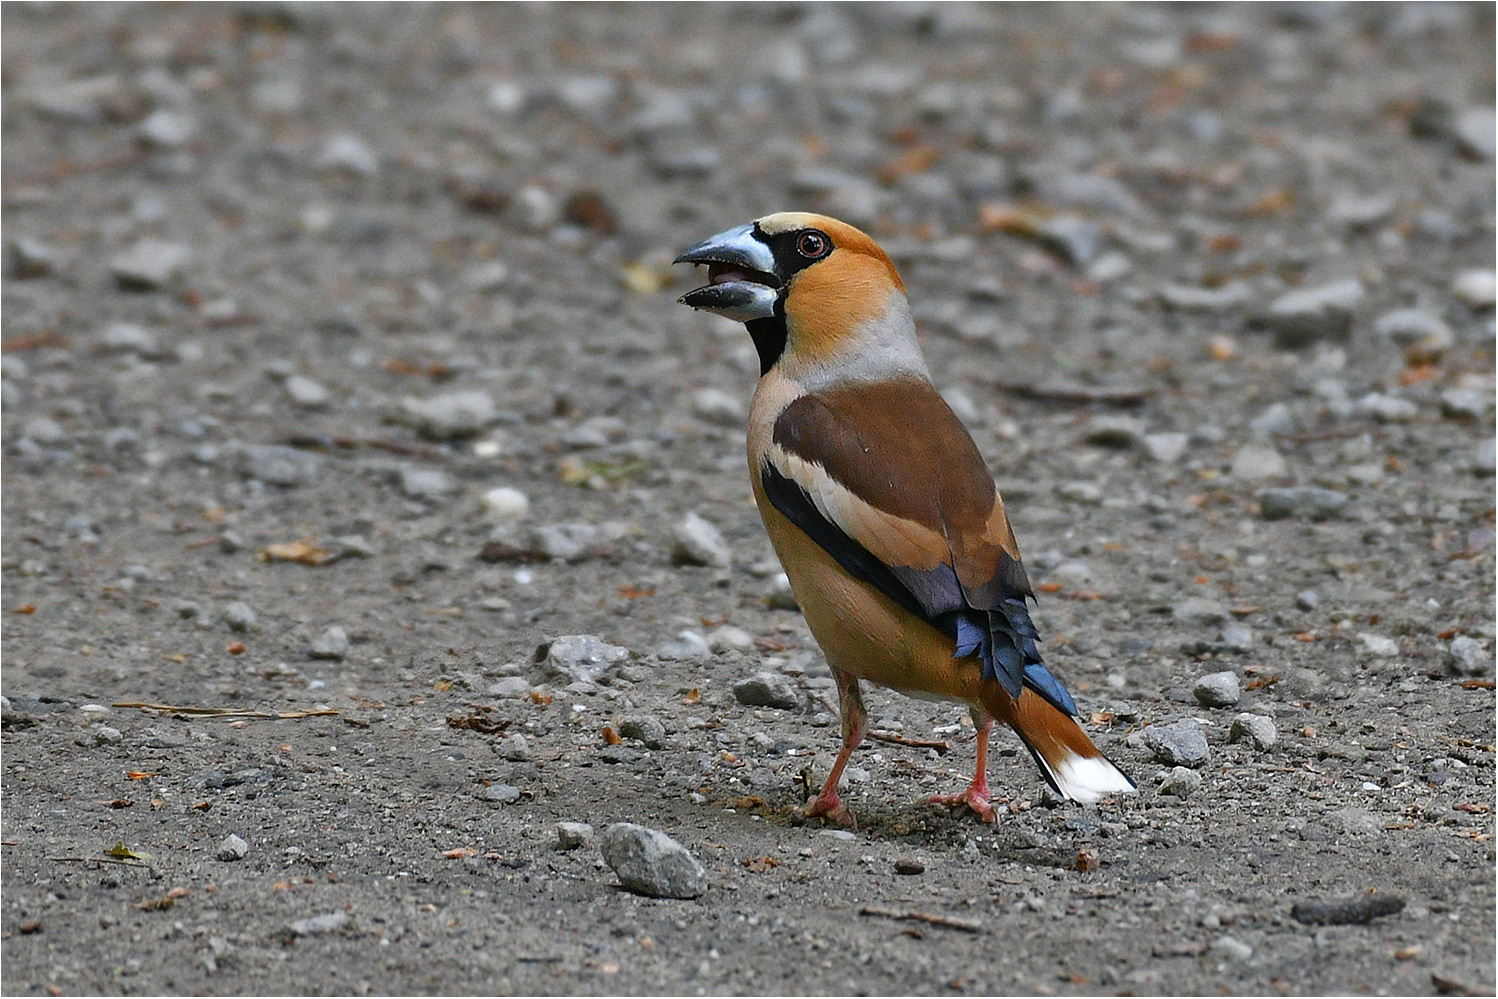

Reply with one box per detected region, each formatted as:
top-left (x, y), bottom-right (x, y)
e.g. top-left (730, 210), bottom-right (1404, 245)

top-left (14, 603), bottom-right (36, 615)
top-left (742, 855), bottom-right (780, 872)
top-left (441, 847), bottom-right (478, 859)
top-left (107, 840), bottom-right (151, 861)
top-left (135, 887), bottom-right (188, 911)
top-left (125, 772), bottom-right (159, 781)
top-left (601, 725), bottom-right (622, 745)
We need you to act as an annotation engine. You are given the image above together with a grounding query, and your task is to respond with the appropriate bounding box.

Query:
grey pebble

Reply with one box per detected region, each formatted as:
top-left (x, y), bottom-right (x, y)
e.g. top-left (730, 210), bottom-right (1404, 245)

top-left (1256, 487), bottom-right (1348, 521)
top-left (110, 239), bottom-right (191, 290)
top-left (766, 573), bottom-right (799, 610)
top-left (216, 834), bottom-right (249, 861)
top-left (1440, 388), bottom-right (1491, 420)
top-left (618, 716), bottom-right (666, 749)
top-left (555, 822), bottom-right (594, 850)
top-left (1229, 713), bottom-right (1278, 750)
top-left (288, 912), bottom-right (347, 937)
top-left (733, 671), bottom-right (801, 711)
top-left (1193, 671), bottom-right (1241, 708)
top-left (482, 783), bottom-right (521, 804)
top-left (399, 466), bottom-right (457, 500)
top-left (1158, 281), bottom-right (1254, 313)
top-left (540, 634), bottom-right (629, 683)
top-left (1081, 415), bottom-right (1143, 449)
top-left (283, 375), bottom-right (331, 409)
top-left (8, 236), bottom-right (61, 278)
top-left (671, 512), bottom-right (732, 568)
top-left (1262, 279), bottom-right (1364, 347)
top-left (1141, 432), bottom-right (1190, 464)
top-left (1145, 720), bottom-right (1210, 767)
top-left (398, 391), bottom-right (497, 440)
top-left (1372, 307), bottom-right (1454, 351)
top-left (1295, 590), bottom-right (1320, 611)
top-left (138, 109), bottom-right (196, 149)
top-left (1218, 624), bottom-right (1254, 653)
top-left (599, 823), bottom-right (707, 899)
top-left (1472, 438), bottom-right (1496, 476)
top-left (1213, 936), bottom-right (1254, 962)
top-left (1356, 392), bottom-right (1419, 423)
top-left (1446, 635), bottom-right (1491, 676)
top-left (101, 322), bottom-right (160, 357)
top-left (315, 134), bottom-right (380, 176)
top-left (309, 626), bottom-right (349, 661)
top-left (1173, 598), bottom-right (1228, 627)
top-left (656, 632), bottom-right (710, 662)
top-left (1158, 766), bottom-right (1203, 798)
top-left (24, 417), bottom-right (69, 445)
top-left (488, 676), bottom-right (532, 698)
top-left (690, 387), bottom-right (744, 427)
top-left (498, 734), bottom-right (530, 762)
top-left (223, 601), bottom-right (257, 633)
top-left (236, 444), bottom-right (322, 488)
top-left (1451, 269), bottom-right (1496, 309)
top-left (1229, 444), bottom-right (1287, 480)
top-left (707, 625), bottom-right (755, 653)
top-left (531, 523), bottom-right (603, 562)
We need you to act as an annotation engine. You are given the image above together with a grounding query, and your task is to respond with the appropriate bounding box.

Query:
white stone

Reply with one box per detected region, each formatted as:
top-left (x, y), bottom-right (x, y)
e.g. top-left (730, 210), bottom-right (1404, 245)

top-left (481, 487), bottom-right (530, 522)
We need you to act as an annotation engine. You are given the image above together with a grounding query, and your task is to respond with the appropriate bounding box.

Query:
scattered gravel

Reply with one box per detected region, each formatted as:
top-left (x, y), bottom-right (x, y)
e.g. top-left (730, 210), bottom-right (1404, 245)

top-left (1159, 767), bottom-right (1203, 798)
top-left (733, 672), bottom-right (801, 711)
top-left (1229, 713), bottom-right (1278, 750)
top-left (671, 512), bottom-right (732, 568)
top-left (308, 626), bottom-right (349, 661)
top-left (1145, 721), bottom-right (1210, 768)
top-left (1256, 487), bottom-right (1349, 521)
top-left (555, 822), bottom-right (594, 850)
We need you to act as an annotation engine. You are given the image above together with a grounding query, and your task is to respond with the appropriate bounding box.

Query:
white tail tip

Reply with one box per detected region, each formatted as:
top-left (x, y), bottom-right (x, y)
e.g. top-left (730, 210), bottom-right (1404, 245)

top-left (1054, 755), bottom-right (1136, 804)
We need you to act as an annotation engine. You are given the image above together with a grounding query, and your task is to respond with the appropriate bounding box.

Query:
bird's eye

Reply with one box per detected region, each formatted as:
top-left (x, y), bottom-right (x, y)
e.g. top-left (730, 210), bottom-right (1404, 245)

top-left (797, 232), bottom-right (829, 259)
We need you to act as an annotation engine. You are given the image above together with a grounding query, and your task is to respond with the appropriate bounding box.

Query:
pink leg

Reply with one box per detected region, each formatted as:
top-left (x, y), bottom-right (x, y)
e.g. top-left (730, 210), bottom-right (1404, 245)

top-left (928, 708), bottom-right (998, 823)
top-left (800, 668), bottom-right (867, 827)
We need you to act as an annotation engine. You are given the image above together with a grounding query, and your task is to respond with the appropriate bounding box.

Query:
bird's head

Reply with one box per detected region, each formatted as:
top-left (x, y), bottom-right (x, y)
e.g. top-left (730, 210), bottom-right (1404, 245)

top-left (675, 212), bottom-right (911, 376)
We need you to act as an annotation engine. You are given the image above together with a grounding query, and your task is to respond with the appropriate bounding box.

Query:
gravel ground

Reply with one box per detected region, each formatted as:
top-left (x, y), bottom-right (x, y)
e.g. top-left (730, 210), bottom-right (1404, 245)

top-left (2, 4), bottom-right (1494, 996)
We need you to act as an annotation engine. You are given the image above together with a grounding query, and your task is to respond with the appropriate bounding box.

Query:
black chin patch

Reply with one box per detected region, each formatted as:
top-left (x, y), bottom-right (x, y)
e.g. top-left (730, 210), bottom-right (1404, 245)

top-left (747, 314), bottom-right (787, 376)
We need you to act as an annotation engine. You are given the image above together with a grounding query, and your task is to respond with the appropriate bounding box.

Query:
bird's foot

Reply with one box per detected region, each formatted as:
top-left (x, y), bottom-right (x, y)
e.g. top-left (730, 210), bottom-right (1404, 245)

top-left (798, 791), bottom-right (856, 828)
top-left (927, 787), bottom-right (997, 824)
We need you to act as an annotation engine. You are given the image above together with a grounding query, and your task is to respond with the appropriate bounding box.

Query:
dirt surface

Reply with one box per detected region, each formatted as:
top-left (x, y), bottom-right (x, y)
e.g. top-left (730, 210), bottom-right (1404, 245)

top-left (2, 4), bottom-right (1495, 996)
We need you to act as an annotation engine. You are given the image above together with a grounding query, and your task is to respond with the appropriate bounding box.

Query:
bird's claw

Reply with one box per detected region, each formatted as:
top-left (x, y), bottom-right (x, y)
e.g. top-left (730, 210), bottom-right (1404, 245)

top-left (798, 792), bottom-right (856, 828)
top-left (927, 788), bottom-right (997, 824)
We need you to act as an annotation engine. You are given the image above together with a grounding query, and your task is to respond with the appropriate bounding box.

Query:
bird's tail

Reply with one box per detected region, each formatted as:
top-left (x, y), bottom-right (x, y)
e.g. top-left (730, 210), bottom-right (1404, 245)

top-left (983, 686), bottom-right (1135, 804)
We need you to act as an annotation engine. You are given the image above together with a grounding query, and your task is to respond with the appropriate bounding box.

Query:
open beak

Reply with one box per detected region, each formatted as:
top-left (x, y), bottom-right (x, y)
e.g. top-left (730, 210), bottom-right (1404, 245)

top-left (674, 222), bottom-right (781, 322)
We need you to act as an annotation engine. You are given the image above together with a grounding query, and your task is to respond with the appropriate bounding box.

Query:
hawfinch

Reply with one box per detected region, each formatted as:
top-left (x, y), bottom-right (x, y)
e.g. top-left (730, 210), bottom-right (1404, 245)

top-left (675, 212), bottom-right (1134, 825)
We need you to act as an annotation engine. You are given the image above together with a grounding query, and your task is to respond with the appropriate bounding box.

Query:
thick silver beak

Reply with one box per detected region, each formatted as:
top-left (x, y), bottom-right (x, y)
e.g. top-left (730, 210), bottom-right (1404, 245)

top-left (674, 222), bottom-right (781, 322)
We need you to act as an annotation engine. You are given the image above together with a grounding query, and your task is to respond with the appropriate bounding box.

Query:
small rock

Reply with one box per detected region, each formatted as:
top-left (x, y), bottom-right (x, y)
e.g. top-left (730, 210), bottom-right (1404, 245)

top-left (1256, 487), bottom-right (1348, 521)
top-left (1295, 590), bottom-right (1320, 611)
top-left (222, 602), bottom-right (257, 633)
top-left (1440, 388), bottom-right (1491, 420)
top-left (23, 417), bottom-right (69, 445)
top-left (1356, 392), bottom-right (1419, 423)
top-left (481, 487), bottom-right (530, 522)
top-left (488, 676), bottom-right (532, 698)
top-left (216, 834), bottom-right (249, 861)
top-left (482, 783), bottom-right (522, 804)
top-left (110, 239), bottom-right (191, 290)
top-left (766, 573), bottom-right (799, 610)
top-left (283, 375), bottom-right (331, 409)
top-left (138, 109), bottom-right (195, 149)
top-left (399, 466), bottom-right (457, 500)
top-left (1056, 481), bottom-right (1104, 504)
top-left (540, 635), bottom-right (629, 683)
top-left (1213, 936), bottom-right (1254, 962)
top-left (555, 822), bottom-right (594, 850)
top-left (498, 734), bottom-right (530, 761)
top-left (893, 858), bottom-right (925, 875)
top-left (1451, 269), bottom-right (1496, 309)
top-left (1327, 193), bottom-right (1395, 231)
top-left (1446, 635), bottom-right (1491, 676)
top-left (8, 236), bottom-right (60, 278)
top-left (733, 672), bottom-right (801, 710)
top-left (531, 523), bottom-right (601, 562)
top-left (656, 631), bottom-right (711, 662)
top-left (289, 912), bottom-right (348, 937)
top-left (1193, 671), bottom-right (1241, 708)
top-left (1081, 416), bottom-right (1143, 449)
top-left (1218, 624), bottom-right (1254, 653)
top-left (1145, 720), bottom-right (1210, 767)
top-left (691, 387), bottom-right (745, 427)
top-left (1472, 438), bottom-right (1497, 476)
top-left (1326, 807), bottom-right (1384, 836)
top-left (1291, 894), bottom-right (1405, 926)
top-left (314, 134), bottom-right (380, 176)
top-left (1158, 766), bottom-right (1202, 798)
top-left (1173, 598), bottom-right (1229, 627)
top-left (618, 716), bottom-right (666, 749)
top-left (671, 512), bottom-right (732, 568)
top-left (100, 322), bottom-right (159, 356)
top-left (1158, 281), bottom-right (1255, 313)
top-left (1372, 308), bottom-right (1454, 353)
top-left (236, 444), bottom-right (321, 487)
top-left (706, 626), bottom-right (755, 653)
top-left (513, 185), bottom-right (559, 232)
top-left (1250, 402), bottom-right (1296, 438)
top-left (1230, 444), bottom-right (1287, 480)
top-left (1141, 432), bottom-right (1190, 464)
top-left (1262, 279), bottom-right (1364, 347)
top-left (309, 626), bottom-right (349, 661)
top-left (599, 823), bottom-right (707, 899)
top-left (1357, 633), bottom-right (1400, 658)
top-left (1230, 713), bottom-right (1278, 750)
top-left (398, 391), bottom-right (498, 439)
